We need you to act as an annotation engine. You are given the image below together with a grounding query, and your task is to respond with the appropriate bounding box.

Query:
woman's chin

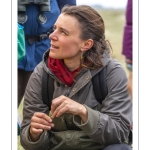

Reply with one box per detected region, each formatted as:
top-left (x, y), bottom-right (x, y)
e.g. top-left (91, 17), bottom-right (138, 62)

top-left (49, 52), bottom-right (60, 59)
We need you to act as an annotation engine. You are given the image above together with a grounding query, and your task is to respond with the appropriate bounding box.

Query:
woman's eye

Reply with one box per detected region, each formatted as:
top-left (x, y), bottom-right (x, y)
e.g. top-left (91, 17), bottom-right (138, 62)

top-left (61, 31), bottom-right (66, 34)
top-left (61, 30), bottom-right (67, 35)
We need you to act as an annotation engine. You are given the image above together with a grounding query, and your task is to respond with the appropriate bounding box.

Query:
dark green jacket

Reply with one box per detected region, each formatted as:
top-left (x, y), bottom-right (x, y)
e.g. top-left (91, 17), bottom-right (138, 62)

top-left (20, 50), bottom-right (132, 150)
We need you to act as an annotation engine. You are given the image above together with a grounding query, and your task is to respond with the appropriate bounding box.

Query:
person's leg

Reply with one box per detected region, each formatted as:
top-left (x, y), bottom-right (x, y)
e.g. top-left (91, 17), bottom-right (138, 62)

top-left (102, 143), bottom-right (132, 150)
top-left (18, 69), bottom-right (33, 107)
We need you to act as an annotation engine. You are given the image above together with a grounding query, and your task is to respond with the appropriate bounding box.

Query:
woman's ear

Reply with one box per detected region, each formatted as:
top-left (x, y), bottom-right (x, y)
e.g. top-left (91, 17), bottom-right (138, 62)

top-left (81, 39), bottom-right (94, 52)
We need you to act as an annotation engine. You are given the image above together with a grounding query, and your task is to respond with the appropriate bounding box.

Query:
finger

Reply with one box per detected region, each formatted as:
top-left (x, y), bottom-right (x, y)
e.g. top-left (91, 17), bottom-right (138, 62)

top-left (30, 127), bottom-right (44, 134)
top-left (34, 112), bottom-right (53, 123)
top-left (50, 98), bottom-right (60, 115)
top-left (31, 116), bottom-right (53, 127)
top-left (51, 102), bottom-right (66, 118)
top-left (54, 106), bottom-right (68, 118)
top-left (31, 122), bottom-right (52, 131)
top-left (51, 95), bottom-right (67, 114)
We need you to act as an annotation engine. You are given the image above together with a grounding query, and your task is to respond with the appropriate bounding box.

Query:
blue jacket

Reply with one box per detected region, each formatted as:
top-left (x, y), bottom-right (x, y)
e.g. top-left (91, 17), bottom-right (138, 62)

top-left (18, 0), bottom-right (76, 71)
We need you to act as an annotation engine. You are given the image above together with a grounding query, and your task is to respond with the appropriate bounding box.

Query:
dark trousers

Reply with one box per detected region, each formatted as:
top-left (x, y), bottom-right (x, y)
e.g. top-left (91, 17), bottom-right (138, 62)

top-left (102, 144), bottom-right (132, 150)
top-left (18, 69), bottom-right (33, 107)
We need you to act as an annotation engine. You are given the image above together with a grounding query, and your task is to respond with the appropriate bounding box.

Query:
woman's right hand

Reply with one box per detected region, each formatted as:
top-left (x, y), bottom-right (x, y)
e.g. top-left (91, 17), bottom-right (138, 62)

top-left (29, 112), bottom-right (54, 142)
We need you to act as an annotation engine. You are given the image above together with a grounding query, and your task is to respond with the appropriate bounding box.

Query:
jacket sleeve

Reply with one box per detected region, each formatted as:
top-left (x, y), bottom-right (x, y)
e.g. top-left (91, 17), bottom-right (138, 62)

top-left (122, 0), bottom-right (132, 60)
top-left (73, 60), bottom-right (132, 145)
top-left (57, 0), bottom-right (76, 10)
top-left (20, 62), bottom-right (50, 150)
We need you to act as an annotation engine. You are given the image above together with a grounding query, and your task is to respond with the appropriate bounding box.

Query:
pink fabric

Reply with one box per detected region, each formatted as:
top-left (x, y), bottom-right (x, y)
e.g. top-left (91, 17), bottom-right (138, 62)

top-left (48, 57), bottom-right (80, 86)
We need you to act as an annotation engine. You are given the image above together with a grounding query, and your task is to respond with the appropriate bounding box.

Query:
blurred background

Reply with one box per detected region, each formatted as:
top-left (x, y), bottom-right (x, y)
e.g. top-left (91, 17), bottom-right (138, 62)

top-left (18, 0), bottom-right (128, 149)
top-left (77, 0), bottom-right (128, 74)
top-left (77, 0), bottom-right (127, 9)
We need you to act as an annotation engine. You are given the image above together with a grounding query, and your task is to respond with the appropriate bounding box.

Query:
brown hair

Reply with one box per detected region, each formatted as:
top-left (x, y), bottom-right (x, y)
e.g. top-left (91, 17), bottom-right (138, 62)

top-left (61, 5), bottom-right (112, 69)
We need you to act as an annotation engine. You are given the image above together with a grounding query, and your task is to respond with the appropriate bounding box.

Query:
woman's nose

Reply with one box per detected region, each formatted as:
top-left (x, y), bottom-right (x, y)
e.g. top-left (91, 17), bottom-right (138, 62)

top-left (49, 30), bottom-right (56, 40)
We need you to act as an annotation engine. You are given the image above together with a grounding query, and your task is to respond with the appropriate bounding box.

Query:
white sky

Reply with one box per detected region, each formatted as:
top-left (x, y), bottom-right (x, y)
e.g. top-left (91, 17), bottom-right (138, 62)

top-left (77, 0), bottom-right (128, 9)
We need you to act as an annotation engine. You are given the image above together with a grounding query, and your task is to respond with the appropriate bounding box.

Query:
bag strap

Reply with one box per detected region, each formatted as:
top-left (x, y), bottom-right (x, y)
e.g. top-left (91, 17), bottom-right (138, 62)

top-left (92, 66), bottom-right (108, 104)
top-left (42, 69), bottom-right (54, 110)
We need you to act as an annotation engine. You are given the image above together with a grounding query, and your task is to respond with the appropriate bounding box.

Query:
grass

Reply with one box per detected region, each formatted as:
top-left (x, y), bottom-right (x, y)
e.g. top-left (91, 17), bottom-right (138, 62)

top-left (18, 9), bottom-right (128, 150)
top-left (97, 9), bottom-right (127, 73)
top-left (18, 99), bottom-right (24, 150)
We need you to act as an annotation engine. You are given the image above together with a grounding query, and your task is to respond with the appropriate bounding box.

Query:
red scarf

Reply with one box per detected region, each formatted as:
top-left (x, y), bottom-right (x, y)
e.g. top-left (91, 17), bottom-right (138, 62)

top-left (48, 57), bottom-right (80, 87)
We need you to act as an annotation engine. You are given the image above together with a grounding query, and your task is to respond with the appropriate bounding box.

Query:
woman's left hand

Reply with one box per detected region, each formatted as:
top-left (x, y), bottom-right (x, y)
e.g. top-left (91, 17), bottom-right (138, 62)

top-left (50, 95), bottom-right (88, 123)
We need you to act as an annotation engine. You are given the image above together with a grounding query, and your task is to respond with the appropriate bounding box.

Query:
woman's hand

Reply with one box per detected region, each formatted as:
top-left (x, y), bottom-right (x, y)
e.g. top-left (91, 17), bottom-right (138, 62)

top-left (51, 95), bottom-right (88, 123)
top-left (29, 112), bottom-right (54, 142)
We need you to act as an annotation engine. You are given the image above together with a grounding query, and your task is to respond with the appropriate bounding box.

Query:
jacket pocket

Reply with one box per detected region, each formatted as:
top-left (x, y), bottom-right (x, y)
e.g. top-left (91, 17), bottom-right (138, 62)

top-left (49, 130), bottom-right (104, 150)
top-left (49, 130), bottom-right (80, 150)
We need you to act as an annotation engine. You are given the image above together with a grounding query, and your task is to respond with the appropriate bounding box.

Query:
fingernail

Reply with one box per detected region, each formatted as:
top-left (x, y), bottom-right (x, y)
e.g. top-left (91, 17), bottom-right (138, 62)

top-left (51, 124), bottom-right (54, 127)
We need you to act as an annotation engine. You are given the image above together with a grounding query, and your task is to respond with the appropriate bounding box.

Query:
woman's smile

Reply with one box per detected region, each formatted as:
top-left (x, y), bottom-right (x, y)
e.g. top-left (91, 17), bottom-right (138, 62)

top-left (50, 44), bottom-right (59, 50)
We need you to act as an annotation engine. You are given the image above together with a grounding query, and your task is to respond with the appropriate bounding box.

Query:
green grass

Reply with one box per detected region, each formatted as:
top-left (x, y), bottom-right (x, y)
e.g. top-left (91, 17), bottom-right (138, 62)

top-left (18, 99), bottom-right (24, 150)
top-left (98, 10), bottom-right (125, 61)
top-left (18, 9), bottom-right (128, 150)
top-left (97, 9), bottom-right (128, 74)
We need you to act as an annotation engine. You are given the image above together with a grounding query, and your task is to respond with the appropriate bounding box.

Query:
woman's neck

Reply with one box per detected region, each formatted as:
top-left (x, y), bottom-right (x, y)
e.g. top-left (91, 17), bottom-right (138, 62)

top-left (63, 59), bottom-right (80, 71)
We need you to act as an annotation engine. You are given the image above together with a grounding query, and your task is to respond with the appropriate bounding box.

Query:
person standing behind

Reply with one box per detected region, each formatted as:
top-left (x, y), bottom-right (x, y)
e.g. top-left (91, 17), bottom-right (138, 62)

top-left (122, 0), bottom-right (132, 99)
top-left (18, 0), bottom-right (76, 107)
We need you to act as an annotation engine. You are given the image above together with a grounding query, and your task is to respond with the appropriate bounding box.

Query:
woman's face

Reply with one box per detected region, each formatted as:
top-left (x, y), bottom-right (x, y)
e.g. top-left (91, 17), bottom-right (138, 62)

top-left (49, 14), bottom-right (84, 61)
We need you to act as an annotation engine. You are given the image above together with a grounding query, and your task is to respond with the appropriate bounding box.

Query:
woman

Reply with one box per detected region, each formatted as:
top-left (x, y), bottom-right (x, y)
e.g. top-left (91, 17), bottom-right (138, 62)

top-left (20, 5), bottom-right (132, 150)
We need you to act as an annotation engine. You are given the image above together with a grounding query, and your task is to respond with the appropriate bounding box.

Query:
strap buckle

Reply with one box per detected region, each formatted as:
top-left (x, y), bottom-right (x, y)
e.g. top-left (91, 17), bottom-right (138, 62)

top-left (37, 34), bottom-right (48, 42)
top-left (25, 28), bottom-right (52, 44)
top-left (26, 34), bottom-right (48, 44)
